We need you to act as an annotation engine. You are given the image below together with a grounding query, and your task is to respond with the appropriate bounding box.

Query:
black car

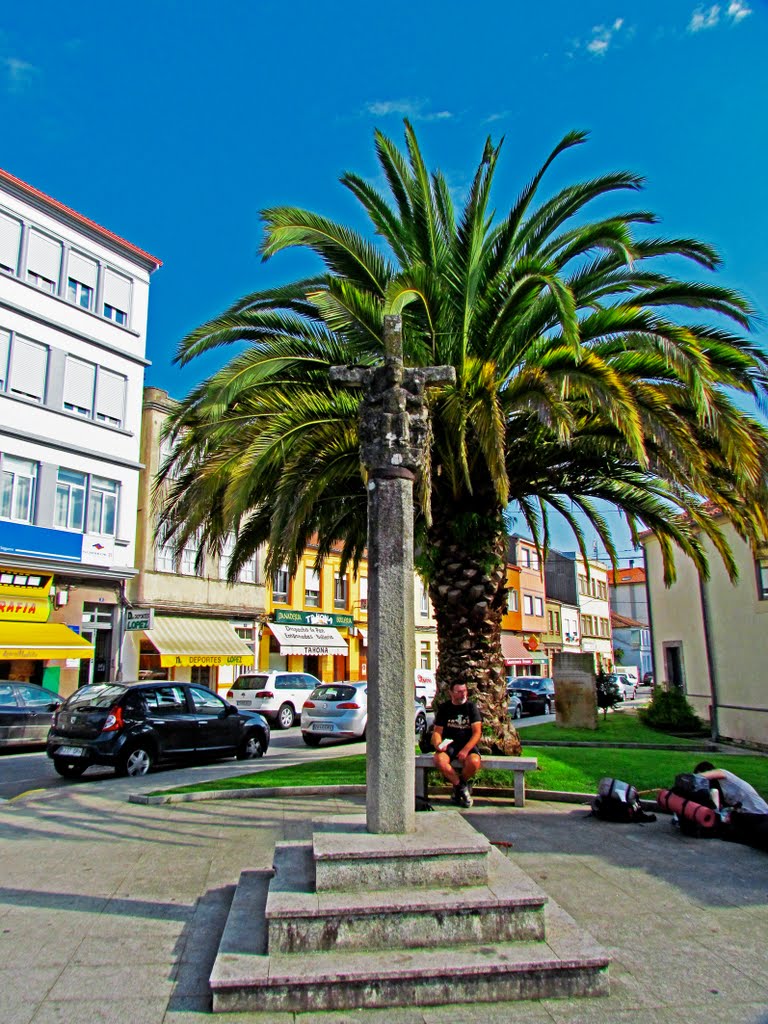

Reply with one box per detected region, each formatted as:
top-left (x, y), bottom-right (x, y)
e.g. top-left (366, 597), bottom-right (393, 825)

top-left (0, 681), bottom-right (61, 749)
top-left (46, 681), bottom-right (270, 778)
top-left (507, 676), bottom-right (556, 716)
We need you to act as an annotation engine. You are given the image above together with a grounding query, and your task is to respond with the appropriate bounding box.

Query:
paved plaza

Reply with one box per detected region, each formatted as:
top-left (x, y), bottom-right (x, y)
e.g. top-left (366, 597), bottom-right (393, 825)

top-left (1, 784), bottom-right (767, 1024)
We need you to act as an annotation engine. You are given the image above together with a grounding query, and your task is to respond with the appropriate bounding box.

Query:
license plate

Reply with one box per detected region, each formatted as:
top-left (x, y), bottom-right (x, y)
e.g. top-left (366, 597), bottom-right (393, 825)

top-left (312, 724), bottom-right (334, 732)
top-left (57, 746), bottom-right (85, 757)
top-left (235, 699), bottom-right (251, 706)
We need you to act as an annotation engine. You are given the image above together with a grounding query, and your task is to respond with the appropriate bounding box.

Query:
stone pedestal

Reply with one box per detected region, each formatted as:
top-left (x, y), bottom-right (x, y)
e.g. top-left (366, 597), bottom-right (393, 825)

top-left (210, 812), bottom-right (610, 1013)
top-left (553, 652), bottom-right (598, 729)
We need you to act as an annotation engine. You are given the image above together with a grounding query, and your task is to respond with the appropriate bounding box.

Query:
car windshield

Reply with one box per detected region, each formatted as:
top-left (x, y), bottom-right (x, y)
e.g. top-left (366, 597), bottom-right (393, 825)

top-left (514, 679), bottom-right (547, 690)
top-left (230, 675), bottom-right (269, 690)
top-left (65, 684), bottom-right (127, 708)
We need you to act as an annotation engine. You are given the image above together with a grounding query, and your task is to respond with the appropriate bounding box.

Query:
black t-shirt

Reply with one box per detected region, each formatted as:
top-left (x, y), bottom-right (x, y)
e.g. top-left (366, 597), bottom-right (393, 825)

top-left (434, 699), bottom-right (481, 751)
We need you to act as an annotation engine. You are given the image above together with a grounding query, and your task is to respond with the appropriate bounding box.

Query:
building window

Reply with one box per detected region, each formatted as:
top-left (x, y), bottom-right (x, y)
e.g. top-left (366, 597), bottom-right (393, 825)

top-left (600, 617), bottom-right (610, 637)
top-left (272, 566), bottom-right (290, 603)
top-left (419, 640), bottom-right (431, 669)
top-left (521, 548), bottom-right (531, 568)
top-left (534, 596), bottom-right (544, 616)
top-left (578, 574), bottom-right (587, 595)
top-left (508, 589), bottom-right (519, 612)
top-left (0, 211), bottom-right (21, 275)
top-left (104, 303), bottom-right (127, 326)
top-left (334, 573), bottom-right (348, 609)
top-left (420, 583), bottom-right (429, 615)
top-left (523, 594), bottom-right (534, 615)
top-left (67, 278), bottom-right (93, 310)
top-left (26, 230), bottom-right (61, 295)
top-left (548, 609), bottom-right (560, 634)
top-left (61, 357), bottom-right (126, 428)
top-left (756, 556), bottom-right (768, 600)
top-left (219, 534), bottom-right (258, 584)
top-left (27, 270), bottom-right (56, 293)
top-left (6, 336), bottom-right (48, 402)
top-left (0, 455), bottom-right (37, 522)
top-left (359, 575), bottom-right (368, 610)
top-left (54, 468), bottom-right (86, 530)
top-left (180, 533), bottom-right (200, 576)
top-left (155, 529), bottom-right (176, 573)
top-left (86, 476), bottom-right (118, 536)
top-left (305, 568), bottom-right (320, 607)
top-left (238, 553), bottom-right (258, 585)
top-left (582, 614), bottom-right (593, 636)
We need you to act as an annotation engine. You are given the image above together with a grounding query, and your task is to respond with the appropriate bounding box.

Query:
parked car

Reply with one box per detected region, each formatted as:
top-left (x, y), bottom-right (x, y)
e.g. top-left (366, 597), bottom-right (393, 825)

top-left (225, 671), bottom-right (321, 729)
top-left (507, 677), bottom-right (556, 716)
top-left (46, 682), bottom-right (270, 778)
top-left (508, 691), bottom-right (523, 720)
top-left (606, 673), bottom-right (636, 701)
top-left (642, 671), bottom-right (654, 687)
top-left (0, 681), bottom-right (61, 749)
top-left (301, 681), bottom-right (428, 746)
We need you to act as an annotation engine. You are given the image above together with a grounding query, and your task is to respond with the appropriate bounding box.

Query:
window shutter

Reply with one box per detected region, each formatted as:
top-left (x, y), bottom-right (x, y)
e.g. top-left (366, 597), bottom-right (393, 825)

top-left (68, 250), bottom-right (98, 290)
top-left (63, 356), bottom-right (95, 413)
top-left (0, 330), bottom-right (9, 388)
top-left (27, 230), bottom-right (62, 282)
top-left (95, 368), bottom-right (126, 425)
top-left (0, 211), bottom-right (21, 272)
top-left (103, 268), bottom-right (131, 313)
top-left (9, 337), bottom-right (47, 400)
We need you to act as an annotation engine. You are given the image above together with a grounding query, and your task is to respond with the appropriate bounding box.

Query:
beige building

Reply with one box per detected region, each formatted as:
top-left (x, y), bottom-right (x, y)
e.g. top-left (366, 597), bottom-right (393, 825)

top-left (643, 517), bottom-right (768, 747)
top-left (126, 387), bottom-right (266, 693)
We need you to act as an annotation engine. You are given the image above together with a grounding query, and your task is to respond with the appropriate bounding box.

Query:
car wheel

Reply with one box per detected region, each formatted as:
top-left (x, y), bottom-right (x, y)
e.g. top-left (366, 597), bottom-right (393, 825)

top-left (237, 733), bottom-right (265, 760)
top-left (53, 758), bottom-right (87, 779)
top-left (117, 744), bottom-right (153, 777)
top-left (302, 733), bottom-right (322, 747)
top-left (276, 703), bottom-right (295, 730)
top-left (415, 711), bottom-right (427, 738)
top-left (513, 703), bottom-right (522, 720)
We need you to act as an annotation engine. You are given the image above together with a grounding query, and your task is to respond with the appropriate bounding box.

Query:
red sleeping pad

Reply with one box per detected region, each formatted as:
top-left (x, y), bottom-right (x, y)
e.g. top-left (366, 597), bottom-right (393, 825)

top-left (657, 789), bottom-right (718, 830)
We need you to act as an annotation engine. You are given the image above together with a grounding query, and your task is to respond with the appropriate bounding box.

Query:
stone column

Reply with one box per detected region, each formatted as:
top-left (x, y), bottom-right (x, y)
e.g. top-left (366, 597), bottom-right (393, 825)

top-left (331, 315), bottom-right (454, 834)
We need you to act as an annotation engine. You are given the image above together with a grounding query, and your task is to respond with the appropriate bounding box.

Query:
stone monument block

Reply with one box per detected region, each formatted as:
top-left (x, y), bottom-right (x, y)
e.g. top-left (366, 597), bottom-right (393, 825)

top-left (552, 652), bottom-right (597, 730)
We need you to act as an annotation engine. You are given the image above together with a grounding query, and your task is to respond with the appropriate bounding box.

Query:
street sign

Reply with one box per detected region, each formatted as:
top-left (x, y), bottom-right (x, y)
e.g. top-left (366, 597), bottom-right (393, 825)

top-left (126, 608), bottom-right (154, 631)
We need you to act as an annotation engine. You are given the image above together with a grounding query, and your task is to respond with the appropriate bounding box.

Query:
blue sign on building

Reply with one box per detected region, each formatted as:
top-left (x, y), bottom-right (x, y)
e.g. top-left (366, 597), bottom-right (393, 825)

top-left (0, 522), bottom-right (83, 563)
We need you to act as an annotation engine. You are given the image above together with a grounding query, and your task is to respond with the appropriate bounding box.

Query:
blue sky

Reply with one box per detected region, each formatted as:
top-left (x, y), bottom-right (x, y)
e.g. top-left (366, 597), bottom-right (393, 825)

top-left (2, 0), bottom-right (765, 560)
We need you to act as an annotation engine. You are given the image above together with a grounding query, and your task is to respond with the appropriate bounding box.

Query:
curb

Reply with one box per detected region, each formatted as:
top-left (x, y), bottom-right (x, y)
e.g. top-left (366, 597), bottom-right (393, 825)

top-left (129, 783), bottom-right (605, 807)
top-left (524, 741), bottom-right (717, 751)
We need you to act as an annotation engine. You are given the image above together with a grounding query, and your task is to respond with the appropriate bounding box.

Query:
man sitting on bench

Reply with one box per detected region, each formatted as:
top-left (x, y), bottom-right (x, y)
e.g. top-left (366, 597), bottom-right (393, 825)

top-left (432, 681), bottom-right (482, 808)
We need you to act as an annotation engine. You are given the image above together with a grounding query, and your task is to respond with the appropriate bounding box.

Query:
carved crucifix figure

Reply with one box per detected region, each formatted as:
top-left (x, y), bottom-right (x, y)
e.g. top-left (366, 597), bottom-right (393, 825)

top-left (331, 315), bottom-right (455, 834)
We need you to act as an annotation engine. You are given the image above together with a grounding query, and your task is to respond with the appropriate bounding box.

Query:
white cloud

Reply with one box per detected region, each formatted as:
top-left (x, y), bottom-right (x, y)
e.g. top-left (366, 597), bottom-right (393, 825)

top-left (365, 99), bottom-right (453, 122)
top-left (2, 56), bottom-right (38, 93)
top-left (689, 1), bottom-right (751, 31)
top-left (583, 18), bottom-right (625, 56)
top-left (727, 0), bottom-right (752, 21)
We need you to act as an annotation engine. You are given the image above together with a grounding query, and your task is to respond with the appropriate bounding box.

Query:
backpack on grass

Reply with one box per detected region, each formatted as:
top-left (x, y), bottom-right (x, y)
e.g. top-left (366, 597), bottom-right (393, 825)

top-left (592, 777), bottom-right (656, 824)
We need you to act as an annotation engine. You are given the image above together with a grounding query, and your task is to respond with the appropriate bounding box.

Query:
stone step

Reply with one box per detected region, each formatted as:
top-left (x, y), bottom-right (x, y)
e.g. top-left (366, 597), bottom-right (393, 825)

top-left (267, 841), bottom-right (548, 953)
top-left (211, 895), bottom-right (609, 1013)
top-left (311, 812), bottom-right (493, 891)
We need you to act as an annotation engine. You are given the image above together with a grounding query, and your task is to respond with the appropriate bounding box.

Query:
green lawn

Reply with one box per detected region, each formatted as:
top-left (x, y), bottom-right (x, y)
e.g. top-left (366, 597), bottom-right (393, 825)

top-left (519, 712), bottom-right (705, 746)
top-left (153, 747), bottom-right (768, 799)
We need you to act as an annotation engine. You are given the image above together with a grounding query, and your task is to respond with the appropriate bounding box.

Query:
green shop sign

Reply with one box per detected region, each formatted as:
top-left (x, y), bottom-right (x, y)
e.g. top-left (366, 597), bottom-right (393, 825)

top-left (273, 609), bottom-right (355, 628)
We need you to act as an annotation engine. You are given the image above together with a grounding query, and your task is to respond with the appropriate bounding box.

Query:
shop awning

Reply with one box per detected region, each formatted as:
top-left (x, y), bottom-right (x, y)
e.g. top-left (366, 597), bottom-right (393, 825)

top-left (501, 634), bottom-right (546, 666)
top-left (143, 616), bottom-right (255, 668)
top-left (357, 627), bottom-right (367, 647)
top-left (0, 622), bottom-right (94, 660)
top-left (267, 622), bottom-right (348, 657)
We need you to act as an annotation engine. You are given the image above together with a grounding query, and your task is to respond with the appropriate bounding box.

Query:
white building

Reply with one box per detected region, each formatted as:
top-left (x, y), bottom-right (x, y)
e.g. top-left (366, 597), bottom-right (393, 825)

top-left (0, 167), bottom-right (161, 696)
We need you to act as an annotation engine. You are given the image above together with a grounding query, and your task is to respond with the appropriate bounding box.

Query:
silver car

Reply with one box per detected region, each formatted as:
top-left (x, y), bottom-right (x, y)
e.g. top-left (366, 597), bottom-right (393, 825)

top-left (301, 681), bottom-right (427, 747)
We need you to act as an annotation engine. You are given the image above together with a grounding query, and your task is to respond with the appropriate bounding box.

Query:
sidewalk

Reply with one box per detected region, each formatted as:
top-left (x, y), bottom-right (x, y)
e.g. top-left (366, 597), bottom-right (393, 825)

top-left (1, 785), bottom-right (767, 1024)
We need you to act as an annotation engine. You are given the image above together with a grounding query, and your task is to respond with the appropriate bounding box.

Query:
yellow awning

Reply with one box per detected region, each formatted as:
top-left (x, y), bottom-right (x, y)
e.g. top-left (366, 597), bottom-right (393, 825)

top-left (0, 622), bottom-right (94, 660)
top-left (143, 616), bottom-right (255, 668)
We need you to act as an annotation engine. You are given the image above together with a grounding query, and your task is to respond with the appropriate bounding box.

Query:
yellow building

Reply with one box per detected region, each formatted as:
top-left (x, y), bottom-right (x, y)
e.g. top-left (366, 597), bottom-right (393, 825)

top-left (261, 543), bottom-right (368, 682)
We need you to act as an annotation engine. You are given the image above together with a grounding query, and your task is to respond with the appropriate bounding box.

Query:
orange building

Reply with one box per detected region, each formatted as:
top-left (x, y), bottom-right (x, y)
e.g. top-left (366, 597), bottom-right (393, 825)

top-left (501, 536), bottom-right (549, 677)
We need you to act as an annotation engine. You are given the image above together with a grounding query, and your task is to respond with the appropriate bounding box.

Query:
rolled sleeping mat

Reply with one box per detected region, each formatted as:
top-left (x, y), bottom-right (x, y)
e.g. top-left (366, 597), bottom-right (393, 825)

top-left (657, 789), bottom-right (717, 829)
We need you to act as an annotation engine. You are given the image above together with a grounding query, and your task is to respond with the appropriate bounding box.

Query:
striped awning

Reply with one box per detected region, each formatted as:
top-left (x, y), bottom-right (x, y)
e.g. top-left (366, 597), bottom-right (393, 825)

top-left (143, 616), bottom-right (255, 668)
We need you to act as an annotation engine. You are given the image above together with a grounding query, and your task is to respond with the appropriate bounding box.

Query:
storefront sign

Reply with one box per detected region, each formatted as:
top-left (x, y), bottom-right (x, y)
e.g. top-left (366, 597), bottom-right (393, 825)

top-left (0, 523), bottom-right (82, 563)
top-left (162, 653), bottom-right (255, 667)
top-left (126, 608), bottom-right (154, 631)
top-left (81, 534), bottom-right (115, 567)
top-left (273, 609), bottom-right (354, 628)
top-left (0, 597), bottom-right (50, 622)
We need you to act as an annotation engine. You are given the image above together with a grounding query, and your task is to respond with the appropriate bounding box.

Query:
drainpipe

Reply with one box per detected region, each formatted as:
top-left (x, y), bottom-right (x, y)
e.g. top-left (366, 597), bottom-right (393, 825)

top-left (697, 574), bottom-right (720, 742)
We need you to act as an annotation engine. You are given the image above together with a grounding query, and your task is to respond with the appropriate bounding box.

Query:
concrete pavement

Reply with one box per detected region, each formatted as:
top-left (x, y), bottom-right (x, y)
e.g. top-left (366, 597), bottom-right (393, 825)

top-left (1, 784), bottom-right (767, 1023)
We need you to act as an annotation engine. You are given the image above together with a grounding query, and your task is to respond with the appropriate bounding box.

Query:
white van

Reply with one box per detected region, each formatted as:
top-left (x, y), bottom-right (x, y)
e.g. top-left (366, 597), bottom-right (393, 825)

top-left (226, 671), bottom-right (321, 729)
top-left (616, 666), bottom-right (639, 688)
top-left (415, 668), bottom-right (437, 708)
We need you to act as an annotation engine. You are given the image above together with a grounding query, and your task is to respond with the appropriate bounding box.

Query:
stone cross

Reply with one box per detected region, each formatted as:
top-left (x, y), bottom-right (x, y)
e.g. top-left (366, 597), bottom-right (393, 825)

top-left (331, 315), bottom-right (455, 834)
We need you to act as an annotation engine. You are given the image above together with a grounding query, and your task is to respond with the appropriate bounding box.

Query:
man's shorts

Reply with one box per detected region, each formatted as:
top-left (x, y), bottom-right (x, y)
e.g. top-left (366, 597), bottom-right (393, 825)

top-left (440, 743), bottom-right (479, 761)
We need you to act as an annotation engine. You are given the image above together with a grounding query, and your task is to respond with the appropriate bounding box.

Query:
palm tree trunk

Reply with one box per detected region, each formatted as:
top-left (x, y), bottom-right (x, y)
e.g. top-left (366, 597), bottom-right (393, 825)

top-left (426, 494), bottom-right (522, 756)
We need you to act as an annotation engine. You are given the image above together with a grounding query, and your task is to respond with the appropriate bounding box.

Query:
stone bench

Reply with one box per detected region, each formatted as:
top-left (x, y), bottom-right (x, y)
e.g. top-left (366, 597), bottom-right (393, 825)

top-left (415, 753), bottom-right (539, 808)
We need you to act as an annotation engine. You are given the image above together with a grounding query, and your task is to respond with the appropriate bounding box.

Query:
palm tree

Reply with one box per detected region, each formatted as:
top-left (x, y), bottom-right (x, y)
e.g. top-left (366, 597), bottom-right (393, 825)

top-left (159, 123), bottom-right (768, 754)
